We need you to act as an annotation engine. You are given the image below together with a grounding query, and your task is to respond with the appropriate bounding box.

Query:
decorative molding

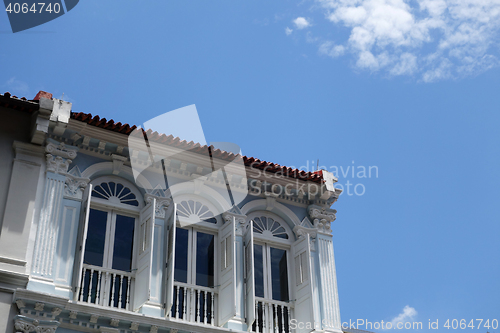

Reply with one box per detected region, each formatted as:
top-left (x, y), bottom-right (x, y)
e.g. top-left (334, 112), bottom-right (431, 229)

top-left (110, 318), bottom-right (120, 327)
top-left (16, 300), bottom-right (26, 309)
top-left (241, 199), bottom-right (302, 227)
top-left (14, 315), bottom-right (59, 333)
top-left (130, 322), bottom-right (140, 331)
top-left (45, 139), bottom-right (78, 175)
top-left (264, 192), bottom-right (278, 211)
top-left (70, 133), bottom-right (82, 142)
top-left (100, 328), bottom-right (120, 333)
top-left (51, 308), bottom-right (62, 317)
top-left (222, 205), bottom-right (247, 235)
top-left (82, 136), bottom-right (91, 147)
top-left (45, 139), bottom-right (78, 159)
top-left (300, 216), bottom-right (314, 228)
top-left (293, 225), bottom-right (317, 240)
top-left (46, 154), bottom-right (72, 174)
top-left (15, 286), bottom-right (240, 333)
top-left (34, 303), bottom-right (45, 311)
top-left (294, 217), bottom-right (317, 248)
top-left (111, 154), bottom-right (128, 175)
top-left (145, 187), bottom-right (171, 218)
top-left (308, 205), bottom-right (337, 234)
top-left (150, 325), bottom-right (158, 333)
top-left (170, 330), bottom-right (178, 333)
top-left (64, 166), bottom-right (90, 200)
top-left (98, 140), bottom-right (107, 151)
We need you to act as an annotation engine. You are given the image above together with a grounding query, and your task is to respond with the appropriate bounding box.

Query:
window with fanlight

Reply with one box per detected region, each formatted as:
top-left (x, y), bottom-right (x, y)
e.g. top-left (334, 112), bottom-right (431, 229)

top-left (73, 176), bottom-right (144, 310)
top-left (244, 212), bottom-right (294, 333)
top-left (170, 197), bottom-right (220, 325)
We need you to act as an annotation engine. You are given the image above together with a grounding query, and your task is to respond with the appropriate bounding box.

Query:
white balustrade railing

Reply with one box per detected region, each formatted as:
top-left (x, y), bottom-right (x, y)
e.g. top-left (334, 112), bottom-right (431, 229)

top-left (253, 297), bottom-right (292, 333)
top-left (77, 264), bottom-right (134, 310)
top-left (171, 282), bottom-right (217, 326)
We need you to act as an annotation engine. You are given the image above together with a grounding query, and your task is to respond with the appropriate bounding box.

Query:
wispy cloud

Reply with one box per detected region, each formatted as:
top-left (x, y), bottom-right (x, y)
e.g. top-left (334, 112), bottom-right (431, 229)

top-left (2, 77), bottom-right (31, 97)
top-left (389, 305), bottom-right (418, 328)
top-left (313, 0), bottom-right (500, 81)
top-left (293, 17), bottom-right (311, 30)
top-left (285, 27), bottom-right (293, 35)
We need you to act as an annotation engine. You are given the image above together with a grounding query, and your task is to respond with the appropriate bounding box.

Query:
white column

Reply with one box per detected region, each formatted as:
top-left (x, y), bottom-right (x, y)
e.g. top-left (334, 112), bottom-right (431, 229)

top-left (317, 234), bottom-right (342, 332)
top-left (31, 140), bottom-right (79, 281)
top-left (31, 172), bottom-right (66, 278)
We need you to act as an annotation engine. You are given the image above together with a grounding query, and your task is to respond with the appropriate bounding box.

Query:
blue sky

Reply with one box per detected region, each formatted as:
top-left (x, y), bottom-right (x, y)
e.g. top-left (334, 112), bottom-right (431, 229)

top-left (1, 1), bottom-right (500, 332)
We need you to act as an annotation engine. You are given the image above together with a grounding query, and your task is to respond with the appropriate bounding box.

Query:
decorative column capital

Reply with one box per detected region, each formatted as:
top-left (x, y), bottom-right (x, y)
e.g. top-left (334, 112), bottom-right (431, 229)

top-left (145, 187), bottom-right (171, 218)
top-left (293, 217), bottom-right (318, 251)
top-left (45, 139), bottom-right (79, 175)
top-left (308, 205), bottom-right (337, 235)
top-left (64, 166), bottom-right (90, 200)
top-left (222, 205), bottom-right (247, 235)
top-left (14, 315), bottom-right (59, 333)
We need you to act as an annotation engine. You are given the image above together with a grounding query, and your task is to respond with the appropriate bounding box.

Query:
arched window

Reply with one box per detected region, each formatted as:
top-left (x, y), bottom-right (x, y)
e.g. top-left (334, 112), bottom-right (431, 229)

top-left (245, 212), bottom-right (293, 333)
top-left (170, 196), bottom-right (220, 324)
top-left (74, 176), bottom-right (144, 310)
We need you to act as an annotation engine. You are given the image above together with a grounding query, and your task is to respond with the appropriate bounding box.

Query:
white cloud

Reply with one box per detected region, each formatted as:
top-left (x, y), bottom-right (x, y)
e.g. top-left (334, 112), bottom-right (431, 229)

top-left (389, 305), bottom-right (418, 327)
top-left (314, 0), bottom-right (500, 81)
top-left (285, 27), bottom-right (293, 35)
top-left (319, 41), bottom-right (346, 57)
top-left (3, 77), bottom-right (31, 97)
top-left (293, 17), bottom-right (311, 29)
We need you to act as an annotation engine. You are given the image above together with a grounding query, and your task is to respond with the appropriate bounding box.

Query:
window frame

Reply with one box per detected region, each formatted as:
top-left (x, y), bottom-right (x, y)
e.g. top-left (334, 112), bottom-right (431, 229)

top-left (248, 211), bottom-right (294, 302)
top-left (84, 206), bottom-right (139, 273)
top-left (86, 176), bottom-right (144, 272)
top-left (253, 239), bottom-right (291, 302)
top-left (75, 176), bottom-right (146, 309)
top-left (174, 224), bottom-right (219, 288)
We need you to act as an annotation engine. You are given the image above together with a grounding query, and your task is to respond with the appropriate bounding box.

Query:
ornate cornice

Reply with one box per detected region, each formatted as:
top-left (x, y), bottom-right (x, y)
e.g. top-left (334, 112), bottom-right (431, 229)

top-left (14, 315), bottom-right (59, 333)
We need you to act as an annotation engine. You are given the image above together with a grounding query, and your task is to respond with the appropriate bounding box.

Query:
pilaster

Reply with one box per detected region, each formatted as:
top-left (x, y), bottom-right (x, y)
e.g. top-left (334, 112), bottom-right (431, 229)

top-left (30, 140), bottom-right (89, 297)
top-left (307, 205), bottom-right (342, 332)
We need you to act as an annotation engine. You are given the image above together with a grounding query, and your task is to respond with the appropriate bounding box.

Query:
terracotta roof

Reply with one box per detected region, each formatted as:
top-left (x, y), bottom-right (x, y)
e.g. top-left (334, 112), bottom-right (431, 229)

top-left (0, 92), bottom-right (39, 112)
top-left (72, 111), bottom-right (324, 183)
top-left (1, 91), bottom-right (325, 184)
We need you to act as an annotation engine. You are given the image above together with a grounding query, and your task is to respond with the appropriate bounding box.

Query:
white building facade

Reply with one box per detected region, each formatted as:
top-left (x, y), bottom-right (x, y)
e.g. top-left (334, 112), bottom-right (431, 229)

top-left (0, 91), bottom-right (343, 333)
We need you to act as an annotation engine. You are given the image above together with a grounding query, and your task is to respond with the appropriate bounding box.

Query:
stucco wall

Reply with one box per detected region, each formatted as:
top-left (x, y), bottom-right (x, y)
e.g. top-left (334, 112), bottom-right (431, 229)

top-left (0, 107), bottom-right (31, 231)
top-left (0, 290), bottom-right (16, 333)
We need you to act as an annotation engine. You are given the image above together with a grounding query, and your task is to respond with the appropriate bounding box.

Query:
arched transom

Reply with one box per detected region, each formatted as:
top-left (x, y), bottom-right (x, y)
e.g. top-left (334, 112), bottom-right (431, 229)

top-left (253, 216), bottom-right (289, 239)
top-left (177, 199), bottom-right (217, 224)
top-left (92, 180), bottom-right (140, 207)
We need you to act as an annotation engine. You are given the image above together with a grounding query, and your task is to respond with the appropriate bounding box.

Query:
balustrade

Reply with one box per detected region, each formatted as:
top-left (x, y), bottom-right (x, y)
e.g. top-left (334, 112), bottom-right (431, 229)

top-left (253, 297), bottom-right (292, 333)
top-left (77, 264), bottom-right (133, 310)
top-left (171, 282), bottom-right (217, 326)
